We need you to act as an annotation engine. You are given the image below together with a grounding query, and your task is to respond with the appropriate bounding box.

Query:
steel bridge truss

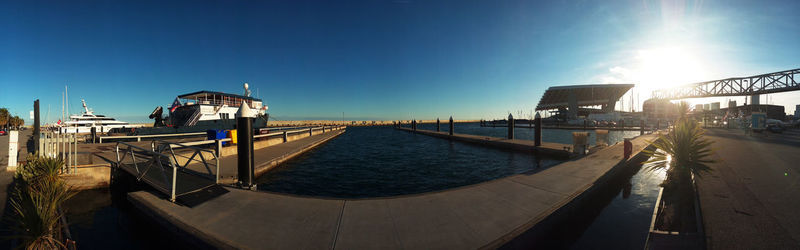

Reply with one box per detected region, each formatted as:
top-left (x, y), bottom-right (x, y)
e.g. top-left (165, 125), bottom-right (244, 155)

top-left (652, 68), bottom-right (800, 100)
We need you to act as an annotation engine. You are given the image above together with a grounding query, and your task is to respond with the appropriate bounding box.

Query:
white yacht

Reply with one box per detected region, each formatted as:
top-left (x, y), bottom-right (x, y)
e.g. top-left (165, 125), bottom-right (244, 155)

top-left (59, 99), bottom-right (138, 134)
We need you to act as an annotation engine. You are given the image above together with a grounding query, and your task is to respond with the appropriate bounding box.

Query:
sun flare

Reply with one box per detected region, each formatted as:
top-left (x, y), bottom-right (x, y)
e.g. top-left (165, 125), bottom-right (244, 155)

top-left (636, 47), bottom-right (707, 90)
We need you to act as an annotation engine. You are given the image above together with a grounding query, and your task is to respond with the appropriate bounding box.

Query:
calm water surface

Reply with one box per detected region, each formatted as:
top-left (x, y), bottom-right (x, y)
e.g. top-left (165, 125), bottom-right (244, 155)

top-left (256, 126), bottom-right (562, 198)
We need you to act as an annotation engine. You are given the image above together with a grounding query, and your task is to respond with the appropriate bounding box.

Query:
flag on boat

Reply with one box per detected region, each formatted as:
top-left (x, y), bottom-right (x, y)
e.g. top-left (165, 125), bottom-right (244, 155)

top-left (169, 98), bottom-right (182, 112)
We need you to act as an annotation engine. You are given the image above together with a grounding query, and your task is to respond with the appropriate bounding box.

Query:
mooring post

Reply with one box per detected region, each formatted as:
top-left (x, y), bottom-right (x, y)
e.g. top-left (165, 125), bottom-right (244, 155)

top-left (449, 116), bottom-right (454, 135)
top-left (236, 101), bottom-right (256, 190)
top-left (508, 113), bottom-right (514, 139)
top-left (33, 99), bottom-right (40, 154)
top-left (640, 120), bottom-right (644, 135)
top-left (535, 112), bottom-right (542, 146)
top-left (436, 118), bottom-right (440, 132)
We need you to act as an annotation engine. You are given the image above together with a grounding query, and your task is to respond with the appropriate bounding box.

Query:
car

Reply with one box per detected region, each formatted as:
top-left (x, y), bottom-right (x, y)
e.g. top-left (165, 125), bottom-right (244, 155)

top-left (767, 124), bottom-right (784, 133)
top-left (0, 130), bottom-right (6, 136)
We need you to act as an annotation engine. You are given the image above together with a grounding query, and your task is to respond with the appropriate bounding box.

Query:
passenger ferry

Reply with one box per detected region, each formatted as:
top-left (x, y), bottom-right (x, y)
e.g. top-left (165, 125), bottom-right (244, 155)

top-left (59, 99), bottom-right (138, 134)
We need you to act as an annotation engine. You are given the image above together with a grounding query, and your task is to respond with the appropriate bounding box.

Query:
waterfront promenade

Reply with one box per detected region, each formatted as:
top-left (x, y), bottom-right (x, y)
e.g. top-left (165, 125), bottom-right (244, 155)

top-left (698, 128), bottom-right (800, 249)
top-left (128, 132), bottom-right (657, 249)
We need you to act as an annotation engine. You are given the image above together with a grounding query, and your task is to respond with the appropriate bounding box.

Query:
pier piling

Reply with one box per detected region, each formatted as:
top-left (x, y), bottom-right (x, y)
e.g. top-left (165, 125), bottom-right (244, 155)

top-left (640, 120), bottom-right (644, 135)
top-left (449, 116), bottom-right (454, 135)
top-left (507, 113), bottom-right (514, 139)
top-left (535, 112), bottom-right (542, 146)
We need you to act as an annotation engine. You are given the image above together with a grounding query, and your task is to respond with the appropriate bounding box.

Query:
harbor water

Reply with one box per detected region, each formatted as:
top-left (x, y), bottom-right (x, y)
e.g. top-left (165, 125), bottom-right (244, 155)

top-left (62, 123), bottom-right (662, 249)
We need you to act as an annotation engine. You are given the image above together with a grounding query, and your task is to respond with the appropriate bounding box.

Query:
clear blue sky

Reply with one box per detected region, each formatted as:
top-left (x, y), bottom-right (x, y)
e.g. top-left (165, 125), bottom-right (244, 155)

top-left (2, 0), bottom-right (799, 124)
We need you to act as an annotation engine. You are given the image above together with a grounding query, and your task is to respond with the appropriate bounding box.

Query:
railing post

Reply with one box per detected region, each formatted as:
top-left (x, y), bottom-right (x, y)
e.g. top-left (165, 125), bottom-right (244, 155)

top-left (171, 165), bottom-right (177, 202)
top-left (215, 155), bottom-right (220, 184)
top-left (115, 143), bottom-right (121, 165)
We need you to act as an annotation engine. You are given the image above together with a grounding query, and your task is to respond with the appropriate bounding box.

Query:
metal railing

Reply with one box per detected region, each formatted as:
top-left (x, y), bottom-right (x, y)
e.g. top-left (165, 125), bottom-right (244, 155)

top-left (99, 131), bottom-right (207, 143)
top-left (153, 140), bottom-right (221, 184)
top-left (114, 140), bottom-right (221, 202)
top-left (38, 132), bottom-right (78, 174)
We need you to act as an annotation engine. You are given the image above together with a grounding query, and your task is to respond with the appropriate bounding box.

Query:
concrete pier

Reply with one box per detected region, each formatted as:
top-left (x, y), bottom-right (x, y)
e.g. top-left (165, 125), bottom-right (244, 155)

top-left (127, 132), bottom-right (657, 249)
top-left (396, 127), bottom-right (572, 159)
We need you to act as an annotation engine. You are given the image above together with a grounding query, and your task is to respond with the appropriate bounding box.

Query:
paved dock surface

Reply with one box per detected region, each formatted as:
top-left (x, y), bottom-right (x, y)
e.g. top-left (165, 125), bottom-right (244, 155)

top-left (129, 133), bottom-right (656, 249)
top-left (697, 128), bottom-right (800, 249)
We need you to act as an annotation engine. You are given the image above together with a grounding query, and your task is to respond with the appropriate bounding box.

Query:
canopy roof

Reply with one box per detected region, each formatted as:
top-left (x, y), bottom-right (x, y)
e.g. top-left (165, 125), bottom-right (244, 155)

top-left (178, 91), bottom-right (262, 102)
top-left (535, 84), bottom-right (634, 110)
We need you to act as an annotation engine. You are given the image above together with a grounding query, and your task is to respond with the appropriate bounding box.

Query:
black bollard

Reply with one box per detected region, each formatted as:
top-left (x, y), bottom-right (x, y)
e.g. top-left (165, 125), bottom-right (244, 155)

top-left (507, 113), bottom-right (514, 139)
top-left (236, 102), bottom-right (256, 189)
top-left (449, 116), bottom-right (454, 135)
top-left (33, 99), bottom-right (40, 153)
top-left (436, 118), bottom-right (440, 132)
top-left (91, 127), bottom-right (97, 143)
top-left (534, 112), bottom-right (542, 146)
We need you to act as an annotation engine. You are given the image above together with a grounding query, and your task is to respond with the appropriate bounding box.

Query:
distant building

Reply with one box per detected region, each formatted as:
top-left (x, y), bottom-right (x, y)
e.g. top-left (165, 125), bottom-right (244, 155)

top-left (695, 104), bottom-right (703, 112)
top-left (643, 99), bottom-right (680, 120)
top-left (728, 100), bottom-right (737, 109)
top-left (795, 104), bottom-right (800, 118)
top-left (711, 102), bottom-right (720, 110)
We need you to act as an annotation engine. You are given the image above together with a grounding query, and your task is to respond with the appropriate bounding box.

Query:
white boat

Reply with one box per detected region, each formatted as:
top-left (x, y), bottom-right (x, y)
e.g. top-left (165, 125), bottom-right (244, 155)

top-left (59, 99), bottom-right (139, 134)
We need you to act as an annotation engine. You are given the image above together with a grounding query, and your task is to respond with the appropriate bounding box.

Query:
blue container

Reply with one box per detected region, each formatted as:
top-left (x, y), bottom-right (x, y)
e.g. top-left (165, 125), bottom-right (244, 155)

top-left (207, 130), bottom-right (229, 145)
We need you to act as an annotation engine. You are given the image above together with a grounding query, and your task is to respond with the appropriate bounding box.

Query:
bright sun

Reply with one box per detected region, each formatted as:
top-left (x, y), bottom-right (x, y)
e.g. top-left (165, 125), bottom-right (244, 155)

top-left (636, 47), bottom-right (707, 90)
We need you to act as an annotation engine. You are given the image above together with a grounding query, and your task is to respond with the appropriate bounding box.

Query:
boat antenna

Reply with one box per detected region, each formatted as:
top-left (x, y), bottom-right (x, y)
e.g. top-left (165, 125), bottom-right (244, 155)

top-left (81, 99), bottom-right (92, 115)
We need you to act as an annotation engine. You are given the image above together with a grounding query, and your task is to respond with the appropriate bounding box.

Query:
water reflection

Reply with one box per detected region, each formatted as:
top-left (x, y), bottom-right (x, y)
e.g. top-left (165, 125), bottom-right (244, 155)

top-left (503, 160), bottom-right (665, 249)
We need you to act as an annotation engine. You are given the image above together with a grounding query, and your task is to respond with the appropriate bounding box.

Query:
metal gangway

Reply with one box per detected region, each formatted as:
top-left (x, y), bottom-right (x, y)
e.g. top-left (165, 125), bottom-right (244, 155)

top-left (114, 140), bottom-right (220, 202)
top-left (38, 132), bottom-right (79, 174)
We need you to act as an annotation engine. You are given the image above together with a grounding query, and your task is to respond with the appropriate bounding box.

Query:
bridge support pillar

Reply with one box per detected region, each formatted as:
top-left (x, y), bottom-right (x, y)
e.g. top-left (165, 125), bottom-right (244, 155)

top-left (568, 90), bottom-right (578, 120)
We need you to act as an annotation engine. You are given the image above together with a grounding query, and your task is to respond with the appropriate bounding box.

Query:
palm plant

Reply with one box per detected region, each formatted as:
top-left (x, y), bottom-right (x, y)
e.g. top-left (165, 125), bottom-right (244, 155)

top-left (8, 154), bottom-right (75, 249)
top-left (643, 114), bottom-right (715, 231)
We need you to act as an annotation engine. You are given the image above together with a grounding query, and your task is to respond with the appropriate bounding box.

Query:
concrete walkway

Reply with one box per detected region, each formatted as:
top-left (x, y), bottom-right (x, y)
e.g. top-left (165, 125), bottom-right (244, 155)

top-left (129, 133), bottom-right (657, 249)
top-left (697, 128), bottom-right (800, 249)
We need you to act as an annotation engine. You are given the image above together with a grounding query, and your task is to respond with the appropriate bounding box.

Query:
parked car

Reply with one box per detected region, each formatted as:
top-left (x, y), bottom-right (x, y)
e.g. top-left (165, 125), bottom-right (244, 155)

top-left (767, 124), bottom-right (784, 133)
top-left (0, 130), bottom-right (6, 136)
